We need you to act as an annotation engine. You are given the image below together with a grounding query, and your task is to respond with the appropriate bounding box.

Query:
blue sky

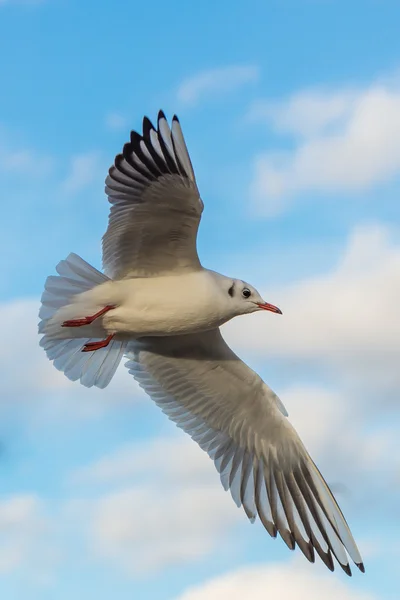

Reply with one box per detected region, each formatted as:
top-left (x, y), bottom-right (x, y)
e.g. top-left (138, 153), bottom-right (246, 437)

top-left (0, 0), bottom-right (399, 598)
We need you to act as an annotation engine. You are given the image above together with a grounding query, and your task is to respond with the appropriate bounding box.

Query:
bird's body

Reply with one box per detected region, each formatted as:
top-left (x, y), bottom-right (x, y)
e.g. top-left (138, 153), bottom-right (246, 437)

top-left (44, 269), bottom-right (259, 340)
top-left (38, 110), bottom-right (365, 576)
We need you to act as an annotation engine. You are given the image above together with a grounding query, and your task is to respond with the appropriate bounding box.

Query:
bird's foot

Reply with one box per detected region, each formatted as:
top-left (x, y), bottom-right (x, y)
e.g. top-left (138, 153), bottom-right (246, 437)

top-left (62, 305), bottom-right (115, 328)
top-left (81, 334), bottom-right (115, 352)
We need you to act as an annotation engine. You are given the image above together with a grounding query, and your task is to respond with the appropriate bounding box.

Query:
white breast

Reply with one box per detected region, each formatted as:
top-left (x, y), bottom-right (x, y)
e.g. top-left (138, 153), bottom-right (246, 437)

top-left (101, 270), bottom-right (229, 337)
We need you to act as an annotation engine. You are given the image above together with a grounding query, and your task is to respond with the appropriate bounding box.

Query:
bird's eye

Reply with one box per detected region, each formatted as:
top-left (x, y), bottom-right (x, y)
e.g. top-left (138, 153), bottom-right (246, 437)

top-left (242, 288), bottom-right (251, 298)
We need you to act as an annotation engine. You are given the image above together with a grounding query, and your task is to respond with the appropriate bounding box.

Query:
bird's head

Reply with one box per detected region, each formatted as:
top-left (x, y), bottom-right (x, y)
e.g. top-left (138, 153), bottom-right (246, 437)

top-left (226, 279), bottom-right (282, 316)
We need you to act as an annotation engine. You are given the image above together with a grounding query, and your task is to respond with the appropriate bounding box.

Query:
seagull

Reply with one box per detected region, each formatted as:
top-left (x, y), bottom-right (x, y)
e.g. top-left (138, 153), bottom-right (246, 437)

top-left (39, 110), bottom-right (364, 576)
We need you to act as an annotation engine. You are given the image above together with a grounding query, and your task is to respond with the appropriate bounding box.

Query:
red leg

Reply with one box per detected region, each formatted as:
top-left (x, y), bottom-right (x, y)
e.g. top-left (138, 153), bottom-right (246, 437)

top-left (81, 334), bottom-right (115, 353)
top-left (62, 305), bottom-right (115, 328)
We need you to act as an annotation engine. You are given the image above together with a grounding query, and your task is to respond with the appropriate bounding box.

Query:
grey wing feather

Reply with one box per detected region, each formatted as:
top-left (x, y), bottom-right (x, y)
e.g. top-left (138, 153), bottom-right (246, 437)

top-left (103, 111), bottom-right (203, 279)
top-left (124, 329), bottom-right (364, 575)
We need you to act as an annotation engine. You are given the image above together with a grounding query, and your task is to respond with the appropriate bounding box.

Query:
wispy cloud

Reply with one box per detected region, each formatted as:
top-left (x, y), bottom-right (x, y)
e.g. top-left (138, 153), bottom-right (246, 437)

top-left (69, 436), bottom-right (213, 487)
top-left (70, 436), bottom-right (240, 575)
top-left (0, 126), bottom-right (53, 178)
top-left (226, 222), bottom-right (400, 396)
top-left (1, 149), bottom-right (52, 175)
top-left (250, 77), bottom-right (400, 214)
top-left (60, 151), bottom-right (103, 195)
top-left (248, 88), bottom-right (358, 138)
top-left (175, 560), bottom-right (375, 600)
top-left (0, 494), bottom-right (54, 578)
top-left (177, 65), bottom-right (260, 107)
top-left (105, 112), bottom-right (128, 132)
top-left (88, 483), bottom-right (239, 575)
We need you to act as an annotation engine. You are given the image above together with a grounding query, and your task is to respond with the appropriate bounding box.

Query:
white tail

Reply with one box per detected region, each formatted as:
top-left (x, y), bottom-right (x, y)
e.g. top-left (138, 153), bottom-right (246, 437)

top-left (39, 253), bottom-right (127, 389)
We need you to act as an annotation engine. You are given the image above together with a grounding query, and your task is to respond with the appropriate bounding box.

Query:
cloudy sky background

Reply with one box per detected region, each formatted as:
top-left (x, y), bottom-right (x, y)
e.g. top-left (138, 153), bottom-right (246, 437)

top-left (0, 0), bottom-right (399, 598)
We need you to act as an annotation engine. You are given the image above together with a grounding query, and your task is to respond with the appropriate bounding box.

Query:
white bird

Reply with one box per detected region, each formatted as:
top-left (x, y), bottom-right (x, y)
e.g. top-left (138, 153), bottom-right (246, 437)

top-left (39, 111), bottom-right (364, 576)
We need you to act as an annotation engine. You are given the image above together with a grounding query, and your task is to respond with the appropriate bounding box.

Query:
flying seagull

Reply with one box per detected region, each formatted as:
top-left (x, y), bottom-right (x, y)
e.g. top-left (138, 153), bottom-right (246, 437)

top-left (39, 111), bottom-right (364, 576)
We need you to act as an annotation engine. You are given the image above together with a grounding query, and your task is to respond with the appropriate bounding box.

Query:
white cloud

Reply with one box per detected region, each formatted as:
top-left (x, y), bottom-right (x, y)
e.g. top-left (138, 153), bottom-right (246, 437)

top-left (277, 385), bottom-right (399, 499)
top-left (250, 79), bottom-right (400, 214)
top-left (0, 299), bottom-right (64, 395)
top-left (175, 560), bottom-right (375, 600)
top-left (177, 65), bottom-right (260, 107)
top-left (0, 126), bottom-right (53, 177)
top-left (70, 436), bottom-right (213, 487)
top-left (105, 112), bottom-right (128, 131)
top-left (60, 151), bottom-right (103, 195)
top-left (88, 483), bottom-right (239, 574)
top-left (249, 89), bottom-right (357, 138)
top-left (225, 222), bottom-right (400, 394)
top-left (0, 494), bottom-right (55, 578)
top-left (69, 435), bottom-right (240, 574)
top-left (1, 149), bottom-right (52, 176)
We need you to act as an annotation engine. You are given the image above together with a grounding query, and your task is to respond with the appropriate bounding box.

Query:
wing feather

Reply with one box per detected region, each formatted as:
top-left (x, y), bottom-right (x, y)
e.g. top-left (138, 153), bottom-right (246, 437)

top-left (103, 111), bottom-right (203, 278)
top-left (124, 330), bottom-right (364, 575)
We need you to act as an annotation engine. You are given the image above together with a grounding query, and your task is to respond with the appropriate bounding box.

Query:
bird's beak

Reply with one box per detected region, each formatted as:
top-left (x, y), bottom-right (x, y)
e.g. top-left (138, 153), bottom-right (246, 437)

top-left (257, 302), bottom-right (282, 315)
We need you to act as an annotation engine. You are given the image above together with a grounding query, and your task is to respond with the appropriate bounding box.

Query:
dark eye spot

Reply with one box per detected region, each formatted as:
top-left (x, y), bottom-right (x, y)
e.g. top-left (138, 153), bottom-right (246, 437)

top-left (228, 283), bottom-right (235, 297)
top-left (242, 288), bottom-right (251, 299)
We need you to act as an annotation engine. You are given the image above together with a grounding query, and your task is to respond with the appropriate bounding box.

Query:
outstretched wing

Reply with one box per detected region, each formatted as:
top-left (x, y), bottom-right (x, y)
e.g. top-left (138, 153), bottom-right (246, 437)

top-left (125, 329), bottom-right (364, 575)
top-left (103, 111), bottom-right (203, 279)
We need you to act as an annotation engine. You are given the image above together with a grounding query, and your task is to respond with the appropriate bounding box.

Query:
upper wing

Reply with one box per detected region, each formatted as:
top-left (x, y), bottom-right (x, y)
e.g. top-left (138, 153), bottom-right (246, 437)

top-left (103, 111), bottom-right (203, 279)
top-left (125, 329), bottom-right (364, 575)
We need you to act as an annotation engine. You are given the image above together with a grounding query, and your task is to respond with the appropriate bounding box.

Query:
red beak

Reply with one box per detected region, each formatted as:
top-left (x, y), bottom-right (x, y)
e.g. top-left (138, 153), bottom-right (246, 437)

top-left (257, 302), bottom-right (282, 315)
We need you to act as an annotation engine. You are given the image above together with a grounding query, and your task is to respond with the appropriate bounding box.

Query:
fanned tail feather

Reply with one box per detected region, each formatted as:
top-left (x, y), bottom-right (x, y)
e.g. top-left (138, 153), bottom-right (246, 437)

top-left (38, 253), bottom-right (126, 388)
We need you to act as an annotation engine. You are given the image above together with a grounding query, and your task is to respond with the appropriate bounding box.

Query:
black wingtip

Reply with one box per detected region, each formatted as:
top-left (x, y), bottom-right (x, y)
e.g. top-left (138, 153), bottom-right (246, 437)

top-left (280, 531), bottom-right (296, 551)
top-left (341, 563), bottom-right (352, 577)
top-left (130, 130), bottom-right (143, 145)
top-left (172, 114), bottom-right (180, 123)
top-left (325, 558), bottom-right (335, 572)
top-left (114, 153), bottom-right (125, 169)
top-left (324, 550), bottom-right (335, 572)
top-left (143, 116), bottom-right (155, 137)
top-left (122, 141), bottom-right (132, 159)
top-left (299, 541), bottom-right (315, 565)
top-left (158, 109), bottom-right (167, 122)
top-left (357, 562), bottom-right (365, 574)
